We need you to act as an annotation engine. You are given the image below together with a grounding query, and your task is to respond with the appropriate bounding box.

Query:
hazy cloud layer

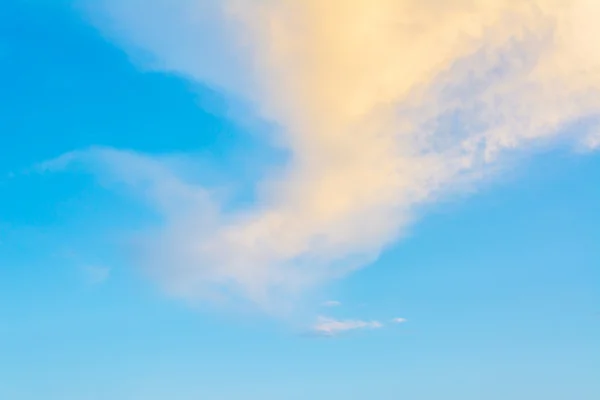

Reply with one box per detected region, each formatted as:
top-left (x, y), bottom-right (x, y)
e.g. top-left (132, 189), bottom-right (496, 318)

top-left (68, 0), bottom-right (600, 309)
top-left (83, 265), bottom-right (111, 285)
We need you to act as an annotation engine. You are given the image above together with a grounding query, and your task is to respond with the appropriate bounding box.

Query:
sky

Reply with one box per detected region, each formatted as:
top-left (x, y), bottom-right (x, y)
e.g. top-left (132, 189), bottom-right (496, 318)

top-left (1, 0), bottom-right (599, 399)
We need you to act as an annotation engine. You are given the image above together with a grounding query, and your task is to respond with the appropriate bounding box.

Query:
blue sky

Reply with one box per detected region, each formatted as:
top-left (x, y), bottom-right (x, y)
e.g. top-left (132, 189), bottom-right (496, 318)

top-left (1, 1), bottom-right (599, 399)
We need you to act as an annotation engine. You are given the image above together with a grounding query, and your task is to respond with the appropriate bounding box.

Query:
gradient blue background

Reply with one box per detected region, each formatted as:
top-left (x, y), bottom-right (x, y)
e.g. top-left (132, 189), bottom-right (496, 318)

top-left (1, 1), bottom-right (599, 399)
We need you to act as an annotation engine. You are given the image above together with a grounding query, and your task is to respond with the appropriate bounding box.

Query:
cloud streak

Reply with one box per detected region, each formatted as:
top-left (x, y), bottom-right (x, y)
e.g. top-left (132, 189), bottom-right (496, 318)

top-left (311, 316), bottom-right (383, 337)
top-left (64, 0), bottom-right (600, 309)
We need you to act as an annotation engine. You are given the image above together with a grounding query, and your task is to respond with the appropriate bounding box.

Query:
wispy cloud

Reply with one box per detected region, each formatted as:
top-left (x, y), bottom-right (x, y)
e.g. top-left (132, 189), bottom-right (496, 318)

top-left (311, 316), bottom-right (383, 337)
top-left (584, 131), bottom-right (600, 150)
top-left (55, 0), bottom-right (600, 309)
top-left (82, 265), bottom-right (111, 285)
top-left (391, 318), bottom-right (407, 324)
top-left (322, 300), bottom-right (341, 308)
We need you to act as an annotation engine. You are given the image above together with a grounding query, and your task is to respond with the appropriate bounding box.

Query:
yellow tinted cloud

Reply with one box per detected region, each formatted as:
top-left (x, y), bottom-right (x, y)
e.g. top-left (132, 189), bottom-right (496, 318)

top-left (86, 0), bottom-right (600, 308)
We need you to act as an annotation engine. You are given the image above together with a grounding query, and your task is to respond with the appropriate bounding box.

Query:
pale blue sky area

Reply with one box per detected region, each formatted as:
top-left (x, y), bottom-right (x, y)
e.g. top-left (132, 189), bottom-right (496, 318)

top-left (1, 1), bottom-right (599, 399)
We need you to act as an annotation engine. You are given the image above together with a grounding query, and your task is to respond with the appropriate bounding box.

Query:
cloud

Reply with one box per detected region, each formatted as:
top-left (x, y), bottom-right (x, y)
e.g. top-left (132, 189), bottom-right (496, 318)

top-left (58, 0), bottom-right (600, 309)
top-left (584, 131), bottom-right (600, 150)
top-left (391, 318), bottom-right (408, 324)
top-left (322, 300), bottom-right (341, 307)
top-left (311, 316), bottom-right (383, 337)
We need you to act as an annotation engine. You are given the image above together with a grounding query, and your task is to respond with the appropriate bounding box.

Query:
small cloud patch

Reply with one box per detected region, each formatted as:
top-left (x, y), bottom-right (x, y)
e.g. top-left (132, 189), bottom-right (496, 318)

top-left (311, 316), bottom-right (383, 337)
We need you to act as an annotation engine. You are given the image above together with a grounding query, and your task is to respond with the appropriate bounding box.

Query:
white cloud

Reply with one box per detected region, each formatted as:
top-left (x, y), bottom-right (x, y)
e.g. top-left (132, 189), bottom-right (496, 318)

top-left (391, 318), bottom-right (407, 324)
top-left (311, 316), bottom-right (383, 337)
top-left (322, 300), bottom-right (341, 307)
top-left (54, 0), bottom-right (600, 309)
